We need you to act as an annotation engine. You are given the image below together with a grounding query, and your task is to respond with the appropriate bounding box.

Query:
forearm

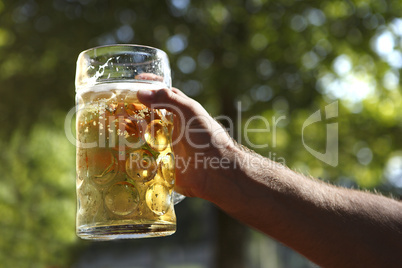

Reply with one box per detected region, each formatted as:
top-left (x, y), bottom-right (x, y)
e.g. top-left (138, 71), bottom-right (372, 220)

top-left (136, 87), bottom-right (401, 266)
top-left (202, 146), bottom-right (402, 267)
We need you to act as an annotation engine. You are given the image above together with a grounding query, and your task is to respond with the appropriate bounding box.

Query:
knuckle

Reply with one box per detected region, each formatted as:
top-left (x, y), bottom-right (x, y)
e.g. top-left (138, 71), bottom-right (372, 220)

top-left (155, 88), bottom-right (172, 101)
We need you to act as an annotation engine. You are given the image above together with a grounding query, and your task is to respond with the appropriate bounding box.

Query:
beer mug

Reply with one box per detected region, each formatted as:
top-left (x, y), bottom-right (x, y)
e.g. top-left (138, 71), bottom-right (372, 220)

top-left (75, 44), bottom-right (182, 240)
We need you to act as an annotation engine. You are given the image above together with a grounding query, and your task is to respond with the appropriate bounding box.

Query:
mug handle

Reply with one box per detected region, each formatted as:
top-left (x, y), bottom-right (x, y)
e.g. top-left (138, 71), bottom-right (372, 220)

top-left (173, 191), bottom-right (186, 205)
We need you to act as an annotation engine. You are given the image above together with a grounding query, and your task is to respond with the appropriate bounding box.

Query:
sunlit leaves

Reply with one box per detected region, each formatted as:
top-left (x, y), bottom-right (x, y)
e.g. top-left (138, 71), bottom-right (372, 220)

top-left (0, 0), bottom-right (402, 266)
top-left (0, 122), bottom-right (76, 267)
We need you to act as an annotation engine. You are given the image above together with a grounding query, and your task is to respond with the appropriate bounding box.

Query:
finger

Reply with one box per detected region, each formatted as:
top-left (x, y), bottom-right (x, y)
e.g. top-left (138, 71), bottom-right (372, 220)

top-left (137, 88), bottom-right (193, 115)
top-left (171, 87), bottom-right (188, 98)
top-left (135, 73), bottom-right (164, 82)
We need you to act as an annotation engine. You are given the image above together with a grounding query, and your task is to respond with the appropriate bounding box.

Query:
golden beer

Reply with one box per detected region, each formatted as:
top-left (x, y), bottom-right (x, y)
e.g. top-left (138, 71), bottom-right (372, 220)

top-left (76, 82), bottom-right (176, 239)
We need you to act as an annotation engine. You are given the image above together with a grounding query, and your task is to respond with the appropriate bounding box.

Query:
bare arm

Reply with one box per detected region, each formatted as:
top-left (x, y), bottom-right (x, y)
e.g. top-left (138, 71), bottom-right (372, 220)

top-left (207, 146), bottom-right (402, 267)
top-left (138, 88), bottom-right (402, 268)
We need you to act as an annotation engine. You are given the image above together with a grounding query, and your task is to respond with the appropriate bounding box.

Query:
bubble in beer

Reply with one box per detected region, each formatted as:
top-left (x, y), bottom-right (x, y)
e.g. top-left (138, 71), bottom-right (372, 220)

top-left (78, 183), bottom-right (101, 216)
top-left (106, 103), bottom-right (118, 115)
top-left (77, 111), bottom-right (100, 144)
top-left (125, 102), bottom-right (147, 119)
top-left (76, 149), bottom-right (88, 187)
top-left (90, 91), bottom-right (115, 103)
top-left (123, 102), bottom-right (149, 142)
top-left (159, 152), bottom-right (175, 186)
top-left (126, 149), bottom-right (157, 181)
top-left (86, 148), bottom-right (117, 185)
top-left (145, 120), bottom-right (168, 151)
top-left (105, 182), bottom-right (139, 216)
top-left (107, 116), bottom-right (141, 152)
top-left (145, 183), bottom-right (171, 216)
top-left (114, 102), bottom-right (127, 117)
top-left (124, 90), bottom-right (139, 106)
top-left (123, 118), bottom-right (140, 147)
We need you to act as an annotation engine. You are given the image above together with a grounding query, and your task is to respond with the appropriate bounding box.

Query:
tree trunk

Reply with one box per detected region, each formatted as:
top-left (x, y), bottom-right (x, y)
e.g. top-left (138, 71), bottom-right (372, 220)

top-left (214, 80), bottom-right (248, 268)
top-left (215, 209), bottom-right (248, 268)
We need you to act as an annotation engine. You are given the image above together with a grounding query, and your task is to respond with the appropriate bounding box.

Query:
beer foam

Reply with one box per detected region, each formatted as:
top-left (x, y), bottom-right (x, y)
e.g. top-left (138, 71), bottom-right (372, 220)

top-left (76, 81), bottom-right (166, 93)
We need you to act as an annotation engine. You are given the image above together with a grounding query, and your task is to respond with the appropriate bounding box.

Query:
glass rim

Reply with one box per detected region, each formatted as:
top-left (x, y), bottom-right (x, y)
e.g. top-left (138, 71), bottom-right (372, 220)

top-left (78, 44), bottom-right (168, 57)
top-left (75, 43), bottom-right (171, 90)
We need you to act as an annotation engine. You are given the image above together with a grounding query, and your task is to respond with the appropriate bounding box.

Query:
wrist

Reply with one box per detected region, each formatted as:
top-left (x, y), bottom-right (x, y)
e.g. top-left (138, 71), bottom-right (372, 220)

top-left (199, 143), bottom-right (248, 207)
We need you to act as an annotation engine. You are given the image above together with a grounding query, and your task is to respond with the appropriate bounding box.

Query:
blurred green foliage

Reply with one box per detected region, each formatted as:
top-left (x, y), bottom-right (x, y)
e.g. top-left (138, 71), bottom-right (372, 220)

top-left (0, 0), bottom-right (401, 267)
top-left (0, 116), bottom-right (76, 267)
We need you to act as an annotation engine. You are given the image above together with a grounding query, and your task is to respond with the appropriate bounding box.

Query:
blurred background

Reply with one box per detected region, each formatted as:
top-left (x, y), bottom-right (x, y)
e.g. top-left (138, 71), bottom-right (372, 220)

top-left (0, 0), bottom-right (401, 267)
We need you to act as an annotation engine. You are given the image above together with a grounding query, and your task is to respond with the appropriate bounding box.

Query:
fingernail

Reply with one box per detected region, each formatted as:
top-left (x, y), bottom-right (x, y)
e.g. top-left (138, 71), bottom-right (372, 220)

top-left (137, 89), bottom-right (155, 101)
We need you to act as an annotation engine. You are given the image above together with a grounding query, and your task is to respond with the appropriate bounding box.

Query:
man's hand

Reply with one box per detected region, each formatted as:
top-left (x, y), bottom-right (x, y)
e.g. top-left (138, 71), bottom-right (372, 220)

top-left (137, 87), bottom-right (234, 198)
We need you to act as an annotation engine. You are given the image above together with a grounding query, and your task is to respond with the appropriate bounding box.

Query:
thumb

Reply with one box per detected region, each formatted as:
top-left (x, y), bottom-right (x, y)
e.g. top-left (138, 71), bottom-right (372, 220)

top-left (137, 88), bottom-right (192, 115)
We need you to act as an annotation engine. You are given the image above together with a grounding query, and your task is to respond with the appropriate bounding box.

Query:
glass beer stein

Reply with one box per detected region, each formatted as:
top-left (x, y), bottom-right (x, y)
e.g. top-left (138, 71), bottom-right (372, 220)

top-left (75, 45), bottom-right (181, 240)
